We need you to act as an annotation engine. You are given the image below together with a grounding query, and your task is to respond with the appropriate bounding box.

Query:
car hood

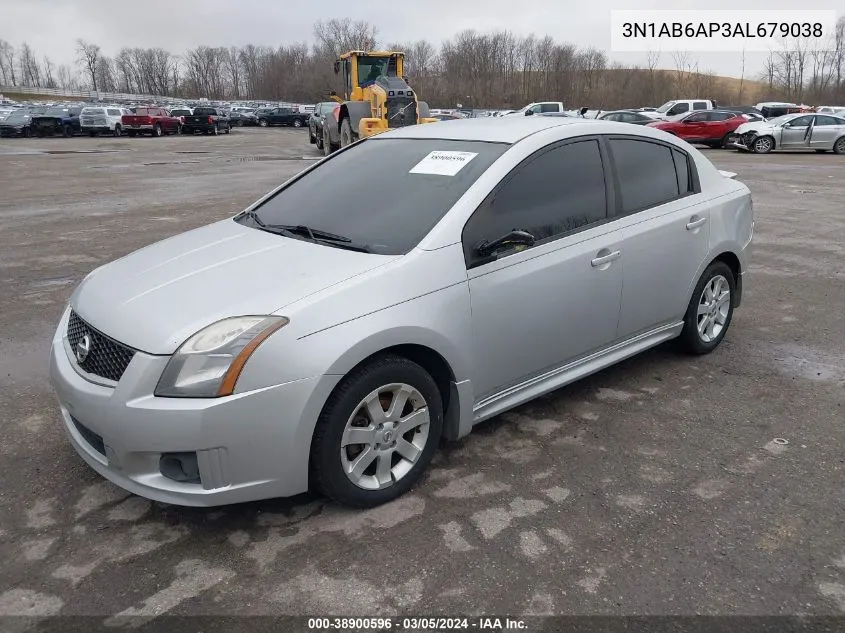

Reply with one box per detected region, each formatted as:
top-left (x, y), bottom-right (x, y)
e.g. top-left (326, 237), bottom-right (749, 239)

top-left (70, 218), bottom-right (399, 354)
top-left (735, 120), bottom-right (775, 134)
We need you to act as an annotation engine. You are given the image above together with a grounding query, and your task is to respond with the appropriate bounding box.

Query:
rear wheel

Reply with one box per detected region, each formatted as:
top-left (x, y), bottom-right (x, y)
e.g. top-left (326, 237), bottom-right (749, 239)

top-left (224, 124), bottom-right (230, 134)
top-left (293, 118), bottom-right (303, 128)
top-left (63, 125), bottom-right (73, 137)
top-left (113, 124), bottom-right (122, 137)
top-left (212, 124), bottom-right (219, 135)
top-left (258, 119), bottom-right (268, 127)
top-left (310, 355), bottom-right (443, 508)
top-left (751, 135), bottom-right (774, 154)
top-left (152, 123), bottom-right (162, 137)
top-left (340, 118), bottom-right (354, 148)
top-left (679, 261), bottom-right (736, 355)
top-left (833, 136), bottom-right (845, 155)
top-left (23, 127), bottom-right (31, 138)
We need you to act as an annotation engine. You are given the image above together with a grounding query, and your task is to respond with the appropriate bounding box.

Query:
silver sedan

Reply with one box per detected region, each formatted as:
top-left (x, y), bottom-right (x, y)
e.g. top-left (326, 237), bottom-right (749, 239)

top-left (733, 112), bottom-right (845, 154)
top-left (50, 117), bottom-right (753, 508)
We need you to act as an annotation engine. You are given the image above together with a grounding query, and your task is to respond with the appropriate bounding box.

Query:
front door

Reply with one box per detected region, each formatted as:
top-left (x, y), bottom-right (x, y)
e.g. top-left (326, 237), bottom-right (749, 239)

top-left (780, 115), bottom-right (813, 149)
top-left (605, 137), bottom-right (711, 338)
top-left (463, 138), bottom-right (623, 401)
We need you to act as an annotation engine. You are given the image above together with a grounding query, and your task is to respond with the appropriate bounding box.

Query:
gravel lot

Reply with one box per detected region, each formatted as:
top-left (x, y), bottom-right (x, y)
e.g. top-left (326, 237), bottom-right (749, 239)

top-left (1, 128), bottom-right (844, 626)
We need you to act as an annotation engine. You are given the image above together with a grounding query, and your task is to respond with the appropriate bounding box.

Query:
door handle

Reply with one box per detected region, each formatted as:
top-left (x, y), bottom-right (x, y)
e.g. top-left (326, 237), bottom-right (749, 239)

top-left (591, 250), bottom-right (621, 267)
top-left (686, 217), bottom-right (707, 230)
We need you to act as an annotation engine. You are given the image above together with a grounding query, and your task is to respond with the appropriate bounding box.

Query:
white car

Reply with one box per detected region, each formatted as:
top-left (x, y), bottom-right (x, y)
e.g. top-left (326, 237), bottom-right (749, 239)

top-left (80, 106), bottom-right (133, 137)
top-left (732, 112), bottom-right (845, 154)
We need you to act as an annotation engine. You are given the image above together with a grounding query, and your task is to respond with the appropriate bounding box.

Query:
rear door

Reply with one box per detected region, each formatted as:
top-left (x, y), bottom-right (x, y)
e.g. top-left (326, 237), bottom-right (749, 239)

top-left (606, 136), bottom-right (711, 338)
top-left (808, 115), bottom-right (844, 148)
top-left (779, 115), bottom-right (813, 149)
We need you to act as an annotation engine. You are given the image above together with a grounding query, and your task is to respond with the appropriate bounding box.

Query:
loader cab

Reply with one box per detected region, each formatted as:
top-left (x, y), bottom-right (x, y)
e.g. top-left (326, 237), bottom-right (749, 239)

top-left (334, 51), bottom-right (405, 101)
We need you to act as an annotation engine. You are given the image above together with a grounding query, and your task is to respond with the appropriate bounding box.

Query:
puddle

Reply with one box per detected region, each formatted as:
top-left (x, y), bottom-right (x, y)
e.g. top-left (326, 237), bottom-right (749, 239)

top-left (142, 160), bottom-right (202, 166)
top-left (772, 343), bottom-right (845, 384)
top-left (174, 151), bottom-right (212, 154)
top-left (29, 277), bottom-right (76, 289)
top-left (227, 155), bottom-right (290, 162)
top-left (43, 149), bottom-right (128, 155)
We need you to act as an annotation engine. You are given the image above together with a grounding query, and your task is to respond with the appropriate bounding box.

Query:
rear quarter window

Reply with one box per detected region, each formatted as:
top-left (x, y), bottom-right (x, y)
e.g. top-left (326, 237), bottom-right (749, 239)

top-left (608, 138), bottom-right (690, 214)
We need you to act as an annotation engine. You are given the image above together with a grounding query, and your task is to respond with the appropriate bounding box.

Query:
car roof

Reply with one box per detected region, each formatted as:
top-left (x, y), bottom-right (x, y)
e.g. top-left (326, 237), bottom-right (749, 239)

top-left (375, 116), bottom-right (598, 144)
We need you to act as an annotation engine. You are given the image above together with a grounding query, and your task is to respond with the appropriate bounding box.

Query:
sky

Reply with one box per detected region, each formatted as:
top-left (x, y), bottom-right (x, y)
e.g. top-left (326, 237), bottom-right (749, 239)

top-left (1, 0), bottom-right (841, 80)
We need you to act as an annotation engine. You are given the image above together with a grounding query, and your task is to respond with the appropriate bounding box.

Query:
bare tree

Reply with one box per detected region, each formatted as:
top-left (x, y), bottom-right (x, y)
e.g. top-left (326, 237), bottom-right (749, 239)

top-left (0, 39), bottom-right (16, 85)
top-left (43, 56), bottom-right (56, 88)
top-left (18, 43), bottom-right (42, 87)
top-left (76, 39), bottom-right (101, 90)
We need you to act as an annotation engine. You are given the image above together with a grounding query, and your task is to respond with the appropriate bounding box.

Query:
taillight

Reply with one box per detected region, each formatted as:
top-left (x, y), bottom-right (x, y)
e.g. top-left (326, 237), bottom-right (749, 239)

top-left (208, 116), bottom-right (213, 124)
top-left (333, 105), bottom-right (340, 122)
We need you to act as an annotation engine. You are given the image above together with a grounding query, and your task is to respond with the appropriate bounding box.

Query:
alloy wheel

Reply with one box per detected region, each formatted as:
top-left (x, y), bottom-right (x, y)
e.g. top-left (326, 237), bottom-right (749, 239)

top-left (340, 383), bottom-right (430, 490)
top-left (696, 275), bottom-right (731, 343)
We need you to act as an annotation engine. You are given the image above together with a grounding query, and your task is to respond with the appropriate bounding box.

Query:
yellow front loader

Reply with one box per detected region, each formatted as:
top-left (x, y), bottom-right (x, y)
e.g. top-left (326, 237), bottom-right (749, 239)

top-left (325, 50), bottom-right (437, 151)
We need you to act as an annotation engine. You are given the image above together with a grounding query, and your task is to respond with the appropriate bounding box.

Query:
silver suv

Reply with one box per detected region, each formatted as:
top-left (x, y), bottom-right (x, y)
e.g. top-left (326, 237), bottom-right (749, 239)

top-left (50, 117), bottom-right (753, 508)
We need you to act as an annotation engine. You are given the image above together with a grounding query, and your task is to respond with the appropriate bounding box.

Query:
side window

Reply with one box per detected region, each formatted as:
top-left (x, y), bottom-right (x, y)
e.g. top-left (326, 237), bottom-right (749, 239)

top-left (789, 115), bottom-right (812, 127)
top-left (107, 109), bottom-right (120, 116)
top-left (672, 149), bottom-right (692, 194)
top-left (814, 115), bottom-right (840, 126)
top-left (685, 113), bottom-right (707, 122)
top-left (463, 140), bottom-right (608, 263)
top-left (540, 103), bottom-right (558, 113)
top-left (707, 112), bottom-right (728, 121)
top-left (609, 138), bottom-right (682, 214)
top-left (671, 103), bottom-right (689, 115)
top-left (693, 101), bottom-right (708, 110)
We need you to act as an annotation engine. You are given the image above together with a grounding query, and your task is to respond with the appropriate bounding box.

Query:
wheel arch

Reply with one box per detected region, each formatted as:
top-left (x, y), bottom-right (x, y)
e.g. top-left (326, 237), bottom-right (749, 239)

top-left (687, 250), bottom-right (744, 310)
top-left (338, 101), bottom-right (371, 135)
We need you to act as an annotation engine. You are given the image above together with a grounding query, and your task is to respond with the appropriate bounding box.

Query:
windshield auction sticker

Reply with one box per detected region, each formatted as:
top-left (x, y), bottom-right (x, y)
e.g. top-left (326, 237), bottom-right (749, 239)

top-left (409, 151), bottom-right (478, 176)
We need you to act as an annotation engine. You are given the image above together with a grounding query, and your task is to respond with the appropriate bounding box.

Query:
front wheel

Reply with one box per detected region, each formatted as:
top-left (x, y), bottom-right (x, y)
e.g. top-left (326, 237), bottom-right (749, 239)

top-left (721, 132), bottom-right (737, 149)
top-left (322, 126), bottom-right (333, 156)
top-left (340, 118), bottom-right (354, 148)
top-left (63, 125), bottom-right (73, 137)
top-left (751, 135), bottom-right (774, 154)
top-left (293, 118), bottom-right (303, 128)
top-left (224, 124), bottom-right (230, 134)
top-left (678, 261), bottom-right (736, 355)
top-left (310, 355), bottom-right (443, 508)
top-left (258, 119), bottom-right (268, 127)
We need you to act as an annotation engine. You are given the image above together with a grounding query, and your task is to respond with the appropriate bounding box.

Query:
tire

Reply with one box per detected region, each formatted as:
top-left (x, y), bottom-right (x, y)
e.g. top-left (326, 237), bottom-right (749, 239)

top-left (152, 123), bottom-right (162, 137)
top-left (63, 125), bottom-right (73, 137)
top-left (834, 136), bottom-right (845, 155)
top-left (293, 118), bottom-right (303, 128)
top-left (224, 124), bottom-right (230, 134)
top-left (128, 131), bottom-right (137, 138)
top-left (309, 128), bottom-right (316, 144)
top-left (23, 127), bottom-right (31, 138)
top-left (212, 124), bottom-right (219, 136)
top-left (89, 131), bottom-right (96, 137)
top-left (751, 135), bottom-right (774, 154)
top-left (175, 124), bottom-right (182, 136)
top-left (258, 119), bottom-right (268, 127)
top-left (113, 124), bottom-right (122, 137)
top-left (678, 261), bottom-right (736, 355)
top-left (315, 128), bottom-right (324, 150)
top-left (322, 126), bottom-right (333, 156)
top-left (340, 118), bottom-right (354, 148)
top-left (721, 133), bottom-right (736, 149)
top-left (310, 355), bottom-right (443, 508)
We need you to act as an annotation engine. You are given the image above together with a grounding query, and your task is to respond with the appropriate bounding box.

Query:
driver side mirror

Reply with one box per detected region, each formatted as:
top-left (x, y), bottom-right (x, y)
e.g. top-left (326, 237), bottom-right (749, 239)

top-left (782, 123), bottom-right (791, 128)
top-left (475, 230), bottom-right (535, 257)
top-left (524, 109), bottom-right (534, 116)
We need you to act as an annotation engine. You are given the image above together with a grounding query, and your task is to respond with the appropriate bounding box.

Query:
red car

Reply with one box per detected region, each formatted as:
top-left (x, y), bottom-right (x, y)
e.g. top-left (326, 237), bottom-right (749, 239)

top-left (646, 110), bottom-right (747, 148)
top-left (121, 107), bottom-right (181, 137)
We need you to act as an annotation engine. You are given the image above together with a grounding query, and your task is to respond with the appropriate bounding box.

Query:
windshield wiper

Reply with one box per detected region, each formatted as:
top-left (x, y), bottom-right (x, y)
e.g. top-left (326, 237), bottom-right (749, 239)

top-left (263, 224), bottom-right (352, 243)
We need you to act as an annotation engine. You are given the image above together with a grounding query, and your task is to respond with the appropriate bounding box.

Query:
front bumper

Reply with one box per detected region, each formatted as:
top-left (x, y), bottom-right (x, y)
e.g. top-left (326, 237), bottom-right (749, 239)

top-left (49, 310), bottom-right (340, 506)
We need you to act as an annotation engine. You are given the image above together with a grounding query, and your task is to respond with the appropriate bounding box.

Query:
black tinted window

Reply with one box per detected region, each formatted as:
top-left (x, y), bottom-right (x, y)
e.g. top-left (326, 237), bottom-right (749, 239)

top-left (693, 102), bottom-right (708, 110)
top-left (610, 139), bottom-right (680, 214)
top-left (193, 107), bottom-right (216, 115)
top-left (814, 115), bottom-right (842, 126)
top-left (241, 138), bottom-right (508, 255)
top-left (672, 149), bottom-right (691, 194)
top-left (789, 115), bottom-right (813, 127)
top-left (686, 113), bottom-right (707, 122)
top-left (463, 140), bottom-right (607, 260)
top-left (672, 103), bottom-right (689, 114)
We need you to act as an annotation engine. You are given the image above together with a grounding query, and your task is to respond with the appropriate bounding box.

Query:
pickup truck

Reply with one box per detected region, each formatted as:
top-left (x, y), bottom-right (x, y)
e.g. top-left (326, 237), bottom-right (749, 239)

top-left (122, 108), bottom-right (181, 137)
top-left (256, 107), bottom-right (308, 128)
top-left (643, 99), bottom-right (717, 120)
top-left (508, 102), bottom-right (566, 116)
top-left (182, 107), bottom-right (231, 135)
top-left (31, 106), bottom-right (83, 137)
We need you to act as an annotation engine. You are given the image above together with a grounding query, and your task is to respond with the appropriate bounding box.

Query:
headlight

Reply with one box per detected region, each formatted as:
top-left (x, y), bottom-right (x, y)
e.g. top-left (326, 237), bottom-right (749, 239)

top-left (155, 315), bottom-right (288, 398)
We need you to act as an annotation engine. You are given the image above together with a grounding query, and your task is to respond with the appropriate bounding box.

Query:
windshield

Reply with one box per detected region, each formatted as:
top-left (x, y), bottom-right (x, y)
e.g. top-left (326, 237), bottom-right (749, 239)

top-left (237, 138), bottom-right (509, 255)
top-left (45, 107), bottom-right (70, 116)
top-left (766, 115), bottom-right (796, 126)
top-left (4, 112), bottom-right (29, 122)
top-left (357, 56), bottom-right (393, 86)
top-left (655, 101), bottom-right (677, 114)
top-left (82, 108), bottom-right (105, 114)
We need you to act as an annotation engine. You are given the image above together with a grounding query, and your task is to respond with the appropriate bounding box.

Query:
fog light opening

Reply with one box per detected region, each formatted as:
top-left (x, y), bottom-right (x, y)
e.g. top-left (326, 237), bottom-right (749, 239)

top-left (160, 452), bottom-right (201, 484)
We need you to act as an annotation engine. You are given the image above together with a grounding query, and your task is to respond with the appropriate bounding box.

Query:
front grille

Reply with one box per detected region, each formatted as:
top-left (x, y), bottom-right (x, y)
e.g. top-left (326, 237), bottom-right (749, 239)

top-left (387, 96), bottom-right (417, 128)
top-left (67, 310), bottom-right (136, 382)
top-left (740, 132), bottom-right (756, 146)
top-left (71, 416), bottom-right (106, 456)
